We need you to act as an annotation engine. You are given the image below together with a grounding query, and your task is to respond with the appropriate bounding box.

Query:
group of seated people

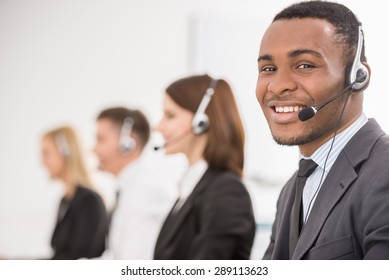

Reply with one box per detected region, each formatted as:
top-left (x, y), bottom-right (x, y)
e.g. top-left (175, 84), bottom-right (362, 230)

top-left (39, 74), bottom-right (257, 260)
top-left (5, 0), bottom-right (389, 260)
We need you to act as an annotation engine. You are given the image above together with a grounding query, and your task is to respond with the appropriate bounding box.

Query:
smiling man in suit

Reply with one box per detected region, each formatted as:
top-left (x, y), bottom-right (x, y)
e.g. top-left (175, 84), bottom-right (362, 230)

top-left (256, 1), bottom-right (389, 259)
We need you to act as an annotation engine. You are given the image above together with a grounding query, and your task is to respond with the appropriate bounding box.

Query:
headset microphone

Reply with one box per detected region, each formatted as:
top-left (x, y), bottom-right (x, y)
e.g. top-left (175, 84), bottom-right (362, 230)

top-left (153, 144), bottom-right (164, 151)
top-left (298, 71), bottom-right (367, 122)
top-left (153, 129), bottom-right (192, 151)
top-left (153, 145), bottom-right (162, 151)
top-left (298, 24), bottom-right (369, 122)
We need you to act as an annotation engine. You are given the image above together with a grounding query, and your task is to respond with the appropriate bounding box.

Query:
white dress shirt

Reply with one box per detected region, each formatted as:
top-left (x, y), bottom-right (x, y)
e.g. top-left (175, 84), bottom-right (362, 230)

top-left (173, 159), bottom-right (208, 211)
top-left (100, 152), bottom-right (177, 259)
top-left (301, 113), bottom-right (368, 221)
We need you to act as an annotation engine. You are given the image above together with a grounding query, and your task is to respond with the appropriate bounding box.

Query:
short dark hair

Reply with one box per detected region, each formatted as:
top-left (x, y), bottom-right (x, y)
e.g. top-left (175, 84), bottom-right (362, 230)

top-left (273, 1), bottom-right (366, 64)
top-left (166, 74), bottom-right (245, 177)
top-left (97, 107), bottom-right (150, 149)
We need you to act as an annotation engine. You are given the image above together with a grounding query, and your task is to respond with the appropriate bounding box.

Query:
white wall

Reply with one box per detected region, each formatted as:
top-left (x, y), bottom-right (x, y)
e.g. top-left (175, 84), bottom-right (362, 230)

top-left (0, 0), bottom-right (388, 259)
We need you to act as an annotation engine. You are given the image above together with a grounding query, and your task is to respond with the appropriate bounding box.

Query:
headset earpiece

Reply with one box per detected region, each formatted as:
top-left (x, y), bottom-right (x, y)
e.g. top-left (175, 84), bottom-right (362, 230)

top-left (192, 78), bottom-right (218, 135)
top-left (299, 25), bottom-right (370, 122)
top-left (348, 25), bottom-right (369, 91)
top-left (55, 132), bottom-right (71, 159)
top-left (119, 117), bottom-right (136, 155)
top-left (192, 114), bottom-right (209, 135)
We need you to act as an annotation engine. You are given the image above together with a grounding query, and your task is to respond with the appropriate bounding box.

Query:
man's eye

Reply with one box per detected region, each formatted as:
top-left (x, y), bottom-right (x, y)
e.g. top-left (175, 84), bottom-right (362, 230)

top-left (261, 66), bottom-right (276, 72)
top-left (297, 63), bottom-right (314, 69)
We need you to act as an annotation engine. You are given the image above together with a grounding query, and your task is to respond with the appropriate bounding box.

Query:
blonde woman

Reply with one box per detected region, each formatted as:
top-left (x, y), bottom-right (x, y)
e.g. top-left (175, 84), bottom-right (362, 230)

top-left (41, 126), bottom-right (107, 259)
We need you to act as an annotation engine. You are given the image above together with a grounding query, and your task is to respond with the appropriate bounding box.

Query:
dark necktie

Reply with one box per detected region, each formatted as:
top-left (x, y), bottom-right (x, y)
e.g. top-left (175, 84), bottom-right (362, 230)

top-left (289, 159), bottom-right (318, 258)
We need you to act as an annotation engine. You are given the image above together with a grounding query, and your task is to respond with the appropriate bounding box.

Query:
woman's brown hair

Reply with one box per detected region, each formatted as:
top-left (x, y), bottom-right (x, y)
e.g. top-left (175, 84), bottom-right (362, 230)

top-left (166, 74), bottom-right (245, 177)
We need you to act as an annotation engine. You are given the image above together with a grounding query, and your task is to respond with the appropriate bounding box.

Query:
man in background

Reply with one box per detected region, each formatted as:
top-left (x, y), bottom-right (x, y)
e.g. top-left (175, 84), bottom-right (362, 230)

top-left (93, 107), bottom-right (176, 259)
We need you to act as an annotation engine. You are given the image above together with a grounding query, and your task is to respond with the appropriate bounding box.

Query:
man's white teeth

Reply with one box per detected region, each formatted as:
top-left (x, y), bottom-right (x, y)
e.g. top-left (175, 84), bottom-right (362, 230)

top-left (275, 106), bottom-right (303, 113)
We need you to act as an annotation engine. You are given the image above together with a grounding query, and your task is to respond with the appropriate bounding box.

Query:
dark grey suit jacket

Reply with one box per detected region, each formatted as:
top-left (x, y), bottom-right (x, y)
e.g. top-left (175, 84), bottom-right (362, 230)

top-left (263, 119), bottom-right (389, 259)
top-left (154, 168), bottom-right (256, 260)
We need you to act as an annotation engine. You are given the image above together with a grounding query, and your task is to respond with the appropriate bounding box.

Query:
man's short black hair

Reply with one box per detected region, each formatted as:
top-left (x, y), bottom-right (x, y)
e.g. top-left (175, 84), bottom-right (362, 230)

top-left (273, 1), bottom-right (366, 64)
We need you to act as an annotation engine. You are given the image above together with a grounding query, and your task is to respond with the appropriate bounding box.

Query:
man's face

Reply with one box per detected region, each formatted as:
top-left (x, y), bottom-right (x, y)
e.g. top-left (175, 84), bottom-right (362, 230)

top-left (256, 18), bottom-right (358, 155)
top-left (93, 119), bottom-right (121, 174)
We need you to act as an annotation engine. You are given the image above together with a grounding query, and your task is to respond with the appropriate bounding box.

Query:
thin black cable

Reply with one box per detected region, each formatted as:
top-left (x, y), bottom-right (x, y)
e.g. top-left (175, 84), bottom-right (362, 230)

top-left (303, 90), bottom-right (351, 224)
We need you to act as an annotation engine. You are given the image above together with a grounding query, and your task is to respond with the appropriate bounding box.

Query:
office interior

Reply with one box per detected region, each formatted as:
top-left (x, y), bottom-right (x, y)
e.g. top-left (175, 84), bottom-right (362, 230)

top-left (0, 0), bottom-right (387, 259)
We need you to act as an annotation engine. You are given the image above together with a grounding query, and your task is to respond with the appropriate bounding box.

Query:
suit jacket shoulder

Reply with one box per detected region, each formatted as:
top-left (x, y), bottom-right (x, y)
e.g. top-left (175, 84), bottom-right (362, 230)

top-left (154, 168), bottom-right (256, 260)
top-left (51, 186), bottom-right (107, 259)
top-left (264, 119), bottom-right (389, 260)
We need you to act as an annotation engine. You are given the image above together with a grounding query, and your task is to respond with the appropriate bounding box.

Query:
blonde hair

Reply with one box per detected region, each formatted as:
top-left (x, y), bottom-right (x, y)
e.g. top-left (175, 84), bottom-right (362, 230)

top-left (43, 126), bottom-right (94, 190)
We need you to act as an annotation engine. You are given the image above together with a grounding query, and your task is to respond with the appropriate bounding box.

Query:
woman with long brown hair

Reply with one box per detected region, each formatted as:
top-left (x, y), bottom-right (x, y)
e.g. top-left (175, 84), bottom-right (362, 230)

top-left (154, 74), bottom-right (255, 259)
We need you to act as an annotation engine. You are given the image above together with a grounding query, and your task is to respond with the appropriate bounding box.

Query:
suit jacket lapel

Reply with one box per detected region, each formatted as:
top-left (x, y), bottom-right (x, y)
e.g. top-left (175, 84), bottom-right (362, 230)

top-left (272, 173), bottom-right (298, 259)
top-left (293, 119), bottom-right (384, 259)
top-left (155, 169), bottom-right (217, 257)
top-left (293, 153), bottom-right (357, 259)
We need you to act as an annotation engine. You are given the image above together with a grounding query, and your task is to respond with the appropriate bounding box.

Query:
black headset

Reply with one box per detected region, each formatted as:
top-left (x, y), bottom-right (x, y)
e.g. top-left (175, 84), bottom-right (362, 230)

top-left (347, 24), bottom-right (369, 91)
top-left (119, 117), bottom-right (136, 154)
top-left (191, 78), bottom-right (218, 135)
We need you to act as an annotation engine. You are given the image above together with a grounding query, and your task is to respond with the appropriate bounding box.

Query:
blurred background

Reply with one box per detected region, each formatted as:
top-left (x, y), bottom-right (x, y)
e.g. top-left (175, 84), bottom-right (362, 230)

top-left (0, 0), bottom-right (387, 259)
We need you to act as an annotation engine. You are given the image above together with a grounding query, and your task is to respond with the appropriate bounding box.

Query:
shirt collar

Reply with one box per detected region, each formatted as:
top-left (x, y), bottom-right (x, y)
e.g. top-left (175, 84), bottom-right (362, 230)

top-left (300, 113), bottom-right (368, 172)
top-left (178, 159), bottom-right (208, 200)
